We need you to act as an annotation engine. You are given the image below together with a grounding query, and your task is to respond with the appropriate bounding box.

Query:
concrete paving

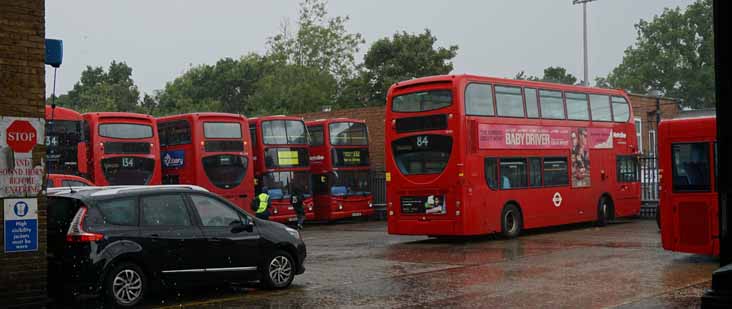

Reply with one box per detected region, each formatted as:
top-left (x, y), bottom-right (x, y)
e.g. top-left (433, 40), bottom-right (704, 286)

top-left (143, 219), bottom-right (716, 308)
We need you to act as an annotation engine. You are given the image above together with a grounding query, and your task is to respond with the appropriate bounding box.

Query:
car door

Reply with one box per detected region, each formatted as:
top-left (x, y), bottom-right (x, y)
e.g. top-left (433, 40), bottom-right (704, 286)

top-left (138, 193), bottom-right (207, 283)
top-left (187, 193), bottom-right (261, 280)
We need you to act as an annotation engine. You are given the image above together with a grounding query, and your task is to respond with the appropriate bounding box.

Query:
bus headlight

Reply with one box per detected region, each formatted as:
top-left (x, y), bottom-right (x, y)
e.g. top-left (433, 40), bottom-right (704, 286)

top-left (369, 202), bottom-right (373, 208)
top-left (389, 210), bottom-right (394, 216)
top-left (273, 208), bottom-right (279, 214)
top-left (338, 204), bottom-right (343, 210)
top-left (456, 210), bottom-right (461, 216)
top-left (308, 207), bottom-right (313, 211)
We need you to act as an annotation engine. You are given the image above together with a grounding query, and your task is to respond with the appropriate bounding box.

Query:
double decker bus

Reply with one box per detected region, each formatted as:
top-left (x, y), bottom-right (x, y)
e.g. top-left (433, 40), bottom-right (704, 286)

top-left (307, 118), bottom-right (374, 221)
top-left (385, 74), bottom-right (640, 237)
top-left (79, 112), bottom-right (162, 186)
top-left (249, 116), bottom-right (315, 223)
top-left (45, 105), bottom-right (84, 175)
top-left (157, 113), bottom-right (255, 210)
top-left (658, 116), bottom-right (718, 256)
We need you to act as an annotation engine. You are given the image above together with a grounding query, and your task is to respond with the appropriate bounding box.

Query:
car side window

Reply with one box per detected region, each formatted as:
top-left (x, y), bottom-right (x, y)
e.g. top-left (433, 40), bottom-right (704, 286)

top-left (190, 194), bottom-right (243, 227)
top-left (141, 194), bottom-right (191, 226)
top-left (61, 180), bottom-right (89, 187)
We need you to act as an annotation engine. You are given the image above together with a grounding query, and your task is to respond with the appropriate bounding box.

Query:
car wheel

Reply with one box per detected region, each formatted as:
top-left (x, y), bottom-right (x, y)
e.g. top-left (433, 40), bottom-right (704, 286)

top-left (261, 250), bottom-right (295, 289)
top-left (105, 262), bottom-right (146, 307)
top-left (597, 197), bottom-right (610, 227)
top-left (501, 204), bottom-right (522, 239)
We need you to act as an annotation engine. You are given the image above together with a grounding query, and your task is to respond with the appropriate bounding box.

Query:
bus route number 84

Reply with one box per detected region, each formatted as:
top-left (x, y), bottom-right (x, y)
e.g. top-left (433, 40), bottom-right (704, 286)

top-left (416, 136), bottom-right (429, 148)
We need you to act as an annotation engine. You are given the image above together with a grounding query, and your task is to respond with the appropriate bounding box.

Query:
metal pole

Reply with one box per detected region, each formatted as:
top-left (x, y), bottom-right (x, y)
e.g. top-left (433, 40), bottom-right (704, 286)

top-left (583, 2), bottom-right (589, 86)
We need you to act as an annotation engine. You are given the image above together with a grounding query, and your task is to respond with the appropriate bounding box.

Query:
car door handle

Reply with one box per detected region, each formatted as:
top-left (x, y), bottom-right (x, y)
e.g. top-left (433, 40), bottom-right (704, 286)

top-left (148, 233), bottom-right (160, 238)
top-left (210, 237), bottom-right (230, 243)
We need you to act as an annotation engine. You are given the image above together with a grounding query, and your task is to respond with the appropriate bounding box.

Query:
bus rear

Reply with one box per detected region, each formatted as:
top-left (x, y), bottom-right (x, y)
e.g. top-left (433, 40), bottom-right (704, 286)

top-left (45, 105), bottom-right (84, 175)
top-left (308, 119), bottom-right (374, 221)
top-left (250, 116), bottom-right (315, 223)
top-left (81, 112), bottom-right (162, 186)
top-left (385, 76), bottom-right (466, 235)
top-left (158, 113), bottom-right (255, 210)
top-left (658, 116), bottom-right (718, 256)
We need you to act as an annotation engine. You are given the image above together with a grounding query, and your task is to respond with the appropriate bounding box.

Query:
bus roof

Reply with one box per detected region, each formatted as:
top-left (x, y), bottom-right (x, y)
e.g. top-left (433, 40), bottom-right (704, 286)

top-left (157, 112), bottom-right (247, 122)
top-left (45, 105), bottom-right (82, 121)
top-left (659, 115), bottom-right (716, 138)
top-left (306, 118), bottom-right (365, 126)
top-left (83, 112), bottom-right (156, 121)
top-left (389, 74), bottom-right (629, 97)
top-left (248, 115), bottom-right (305, 124)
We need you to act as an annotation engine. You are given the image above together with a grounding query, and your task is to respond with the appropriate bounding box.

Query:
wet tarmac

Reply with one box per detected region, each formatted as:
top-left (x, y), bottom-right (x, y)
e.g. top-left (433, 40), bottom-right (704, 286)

top-left (95, 219), bottom-right (719, 308)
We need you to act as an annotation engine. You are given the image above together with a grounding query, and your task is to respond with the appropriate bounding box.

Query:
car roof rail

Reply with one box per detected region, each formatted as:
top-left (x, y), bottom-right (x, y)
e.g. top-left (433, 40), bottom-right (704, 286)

top-left (88, 185), bottom-right (210, 197)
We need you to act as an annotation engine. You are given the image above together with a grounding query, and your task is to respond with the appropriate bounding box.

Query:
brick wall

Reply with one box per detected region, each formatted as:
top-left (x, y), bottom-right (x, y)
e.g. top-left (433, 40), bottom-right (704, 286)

top-left (0, 0), bottom-right (47, 307)
top-left (296, 106), bottom-right (387, 171)
top-left (628, 94), bottom-right (680, 156)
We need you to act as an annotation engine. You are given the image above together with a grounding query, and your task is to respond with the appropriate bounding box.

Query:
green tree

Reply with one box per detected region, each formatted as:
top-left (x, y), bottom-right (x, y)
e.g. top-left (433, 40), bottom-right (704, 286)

top-left (54, 61), bottom-right (141, 112)
top-left (359, 29), bottom-right (458, 104)
top-left (606, 0), bottom-right (713, 108)
top-left (155, 54), bottom-right (267, 116)
top-left (250, 63), bottom-right (337, 115)
top-left (267, 0), bottom-right (364, 82)
top-left (514, 67), bottom-right (578, 85)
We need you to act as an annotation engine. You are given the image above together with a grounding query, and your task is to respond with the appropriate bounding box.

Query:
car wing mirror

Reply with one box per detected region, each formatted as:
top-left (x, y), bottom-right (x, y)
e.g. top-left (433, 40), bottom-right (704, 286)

top-left (231, 219), bottom-right (254, 233)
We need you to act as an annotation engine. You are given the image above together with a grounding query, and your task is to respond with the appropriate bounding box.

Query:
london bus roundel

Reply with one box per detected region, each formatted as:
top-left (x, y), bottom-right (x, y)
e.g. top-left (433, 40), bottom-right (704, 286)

top-left (553, 192), bottom-right (562, 207)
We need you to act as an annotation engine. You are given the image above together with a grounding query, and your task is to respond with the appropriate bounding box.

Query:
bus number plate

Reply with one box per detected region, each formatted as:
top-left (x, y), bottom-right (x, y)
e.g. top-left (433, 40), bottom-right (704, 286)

top-left (288, 217), bottom-right (298, 222)
top-left (352, 212), bottom-right (362, 217)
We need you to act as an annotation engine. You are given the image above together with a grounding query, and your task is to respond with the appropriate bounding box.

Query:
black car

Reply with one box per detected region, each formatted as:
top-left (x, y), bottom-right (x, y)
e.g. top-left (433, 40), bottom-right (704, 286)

top-left (47, 185), bottom-right (306, 307)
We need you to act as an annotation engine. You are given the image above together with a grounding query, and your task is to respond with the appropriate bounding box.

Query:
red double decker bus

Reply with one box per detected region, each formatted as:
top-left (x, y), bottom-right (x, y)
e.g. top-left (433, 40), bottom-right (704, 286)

top-left (385, 75), bottom-right (640, 237)
top-left (658, 116), bottom-right (718, 256)
top-left (157, 113), bottom-right (255, 210)
top-left (307, 119), bottom-right (374, 221)
top-left (79, 112), bottom-right (162, 186)
top-left (45, 105), bottom-right (84, 175)
top-left (249, 116), bottom-right (315, 223)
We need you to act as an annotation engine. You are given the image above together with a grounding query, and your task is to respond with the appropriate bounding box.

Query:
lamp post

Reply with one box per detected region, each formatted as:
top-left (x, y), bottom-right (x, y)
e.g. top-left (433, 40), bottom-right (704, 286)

top-left (573, 0), bottom-right (598, 86)
top-left (649, 89), bottom-right (662, 127)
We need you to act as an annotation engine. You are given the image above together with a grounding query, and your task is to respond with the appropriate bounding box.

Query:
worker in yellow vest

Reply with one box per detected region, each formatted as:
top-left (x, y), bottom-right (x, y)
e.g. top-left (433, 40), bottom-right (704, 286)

top-left (251, 187), bottom-right (272, 220)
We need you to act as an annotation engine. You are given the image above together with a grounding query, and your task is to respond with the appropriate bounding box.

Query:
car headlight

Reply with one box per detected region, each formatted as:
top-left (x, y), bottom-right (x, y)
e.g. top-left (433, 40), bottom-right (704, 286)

top-left (285, 227), bottom-right (301, 240)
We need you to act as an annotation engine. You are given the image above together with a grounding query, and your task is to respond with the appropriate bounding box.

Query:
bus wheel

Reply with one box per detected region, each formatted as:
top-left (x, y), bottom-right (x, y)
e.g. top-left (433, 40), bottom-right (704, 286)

top-left (597, 197), bottom-right (610, 227)
top-left (501, 204), bottom-right (522, 238)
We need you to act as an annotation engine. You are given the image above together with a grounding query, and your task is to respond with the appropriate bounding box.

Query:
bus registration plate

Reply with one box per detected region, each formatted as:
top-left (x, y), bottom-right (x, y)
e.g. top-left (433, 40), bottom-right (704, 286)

top-left (288, 217), bottom-right (298, 222)
top-left (352, 212), bottom-right (362, 217)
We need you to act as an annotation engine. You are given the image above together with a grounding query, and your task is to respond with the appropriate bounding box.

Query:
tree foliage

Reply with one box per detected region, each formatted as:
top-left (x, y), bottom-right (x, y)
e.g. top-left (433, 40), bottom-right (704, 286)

top-left (155, 54), bottom-right (267, 116)
top-left (360, 29), bottom-right (458, 104)
top-left (514, 66), bottom-right (578, 85)
top-left (54, 61), bottom-right (141, 113)
top-left (251, 64), bottom-right (337, 115)
top-left (606, 0), bottom-right (713, 108)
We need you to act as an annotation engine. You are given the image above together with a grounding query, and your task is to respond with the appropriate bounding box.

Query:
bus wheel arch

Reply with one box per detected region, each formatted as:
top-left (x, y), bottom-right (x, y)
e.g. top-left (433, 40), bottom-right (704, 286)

top-left (500, 202), bottom-right (523, 239)
top-left (597, 194), bottom-right (614, 226)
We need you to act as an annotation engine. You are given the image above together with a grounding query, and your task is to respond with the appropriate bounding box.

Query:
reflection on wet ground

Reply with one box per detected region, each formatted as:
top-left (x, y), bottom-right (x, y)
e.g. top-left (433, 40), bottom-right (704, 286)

top-left (63, 219), bottom-right (718, 308)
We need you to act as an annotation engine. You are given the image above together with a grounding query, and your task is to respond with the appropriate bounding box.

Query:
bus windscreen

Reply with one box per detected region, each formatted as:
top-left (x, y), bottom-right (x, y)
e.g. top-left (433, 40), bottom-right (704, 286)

top-left (392, 90), bottom-right (452, 112)
top-left (329, 122), bottom-right (368, 145)
top-left (262, 120), bottom-right (307, 145)
top-left (99, 123), bottom-right (153, 139)
top-left (204, 122), bottom-right (242, 139)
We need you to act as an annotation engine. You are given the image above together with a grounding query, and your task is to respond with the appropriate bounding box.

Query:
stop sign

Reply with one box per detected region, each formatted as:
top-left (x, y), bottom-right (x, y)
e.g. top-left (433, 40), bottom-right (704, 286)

top-left (6, 120), bottom-right (37, 153)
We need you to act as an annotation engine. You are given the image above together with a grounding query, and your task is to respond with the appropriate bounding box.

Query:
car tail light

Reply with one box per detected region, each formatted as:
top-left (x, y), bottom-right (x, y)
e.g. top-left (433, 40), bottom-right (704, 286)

top-left (66, 207), bottom-right (104, 243)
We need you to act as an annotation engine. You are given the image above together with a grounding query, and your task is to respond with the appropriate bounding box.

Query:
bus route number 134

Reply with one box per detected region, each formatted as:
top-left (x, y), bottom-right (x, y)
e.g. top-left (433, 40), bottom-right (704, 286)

top-left (122, 158), bottom-right (135, 168)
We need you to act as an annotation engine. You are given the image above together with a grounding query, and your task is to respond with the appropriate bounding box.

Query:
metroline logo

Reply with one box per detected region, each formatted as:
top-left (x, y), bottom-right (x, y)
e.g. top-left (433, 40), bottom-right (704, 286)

top-left (612, 131), bottom-right (627, 139)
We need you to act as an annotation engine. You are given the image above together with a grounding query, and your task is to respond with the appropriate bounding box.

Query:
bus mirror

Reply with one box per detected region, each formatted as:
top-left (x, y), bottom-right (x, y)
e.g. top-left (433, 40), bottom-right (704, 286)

top-left (77, 142), bottom-right (88, 174)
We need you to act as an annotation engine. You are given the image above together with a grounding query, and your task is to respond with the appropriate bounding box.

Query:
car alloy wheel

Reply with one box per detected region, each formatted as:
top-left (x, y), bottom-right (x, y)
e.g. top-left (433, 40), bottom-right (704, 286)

top-left (112, 269), bottom-right (143, 305)
top-left (269, 255), bottom-right (293, 287)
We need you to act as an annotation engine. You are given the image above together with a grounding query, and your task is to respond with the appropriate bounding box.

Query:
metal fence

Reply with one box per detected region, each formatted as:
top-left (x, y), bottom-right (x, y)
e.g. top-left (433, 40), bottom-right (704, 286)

top-left (639, 156), bottom-right (659, 218)
top-left (370, 172), bottom-right (387, 219)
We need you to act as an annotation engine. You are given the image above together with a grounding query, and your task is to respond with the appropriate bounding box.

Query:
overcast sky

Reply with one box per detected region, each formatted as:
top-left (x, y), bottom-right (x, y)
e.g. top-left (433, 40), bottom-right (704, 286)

top-left (44, 0), bottom-right (694, 97)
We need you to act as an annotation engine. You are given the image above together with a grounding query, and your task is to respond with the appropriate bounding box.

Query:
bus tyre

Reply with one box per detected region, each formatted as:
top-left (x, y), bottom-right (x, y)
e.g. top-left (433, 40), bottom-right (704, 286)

top-left (261, 250), bottom-right (295, 289)
top-left (597, 197), bottom-right (610, 227)
top-left (105, 262), bottom-right (146, 308)
top-left (501, 204), bottom-right (522, 238)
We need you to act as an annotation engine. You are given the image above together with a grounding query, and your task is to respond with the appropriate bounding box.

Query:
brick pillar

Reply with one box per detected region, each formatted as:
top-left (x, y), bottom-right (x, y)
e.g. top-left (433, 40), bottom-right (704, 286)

top-left (0, 0), bottom-right (48, 307)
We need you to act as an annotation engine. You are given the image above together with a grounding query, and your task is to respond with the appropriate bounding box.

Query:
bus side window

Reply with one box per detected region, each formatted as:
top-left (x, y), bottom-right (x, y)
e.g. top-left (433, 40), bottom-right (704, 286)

top-left (617, 155), bottom-right (640, 183)
top-left (529, 157), bottom-right (542, 187)
top-left (465, 83), bottom-right (495, 116)
top-left (484, 158), bottom-right (498, 190)
top-left (543, 157), bottom-right (568, 186)
top-left (525, 88), bottom-right (539, 118)
top-left (539, 90), bottom-right (565, 120)
top-left (671, 143), bottom-right (711, 192)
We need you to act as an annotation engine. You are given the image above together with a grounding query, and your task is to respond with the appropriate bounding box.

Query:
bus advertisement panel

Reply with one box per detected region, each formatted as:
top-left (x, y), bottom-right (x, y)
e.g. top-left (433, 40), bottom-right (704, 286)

top-left (158, 113), bottom-right (255, 210)
top-left (385, 74), bottom-right (640, 237)
top-left (658, 116), bottom-right (718, 256)
top-left (308, 119), bottom-right (374, 221)
top-left (81, 112), bottom-right (162, 186)
top-left (250, 116), bottom-right (315, 223)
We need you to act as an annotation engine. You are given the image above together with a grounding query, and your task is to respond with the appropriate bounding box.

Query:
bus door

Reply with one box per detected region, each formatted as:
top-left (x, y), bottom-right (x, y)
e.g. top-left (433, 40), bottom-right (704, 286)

top-left (668, 142), bottom-right (717, 255)
top-left (615, 154), bottom-right (640, 215)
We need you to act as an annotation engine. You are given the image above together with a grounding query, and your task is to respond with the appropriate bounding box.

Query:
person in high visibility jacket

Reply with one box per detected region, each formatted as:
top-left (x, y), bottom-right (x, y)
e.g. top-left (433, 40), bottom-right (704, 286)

top-left (251, 187), bottom-right (272, 220)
